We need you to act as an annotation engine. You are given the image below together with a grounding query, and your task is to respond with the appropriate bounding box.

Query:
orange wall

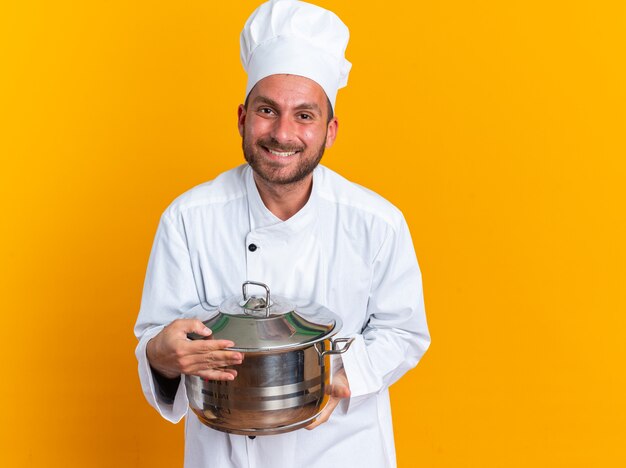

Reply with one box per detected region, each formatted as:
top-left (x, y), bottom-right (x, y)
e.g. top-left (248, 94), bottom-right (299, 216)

top-left (1, 1), bottom-right (625, 466)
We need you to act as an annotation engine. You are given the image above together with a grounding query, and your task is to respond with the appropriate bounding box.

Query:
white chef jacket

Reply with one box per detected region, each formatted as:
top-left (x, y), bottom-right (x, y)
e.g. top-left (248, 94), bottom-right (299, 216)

top-left (135, 164), bottom-right (430, 468)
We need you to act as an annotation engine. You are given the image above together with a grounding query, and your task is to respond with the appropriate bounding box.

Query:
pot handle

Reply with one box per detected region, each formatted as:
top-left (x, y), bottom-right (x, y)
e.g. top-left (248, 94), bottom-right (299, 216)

top-left (320, 337), bottom-right (354, 358)
top-left (242, 281), bottom-right (270, 304)
top-left (241, 281), bottom-right (271, 317)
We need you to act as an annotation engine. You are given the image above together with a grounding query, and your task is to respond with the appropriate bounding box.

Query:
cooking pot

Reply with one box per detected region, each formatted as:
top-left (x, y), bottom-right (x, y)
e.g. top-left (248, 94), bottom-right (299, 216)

top-left (185, 281), bottom-right (353, 436)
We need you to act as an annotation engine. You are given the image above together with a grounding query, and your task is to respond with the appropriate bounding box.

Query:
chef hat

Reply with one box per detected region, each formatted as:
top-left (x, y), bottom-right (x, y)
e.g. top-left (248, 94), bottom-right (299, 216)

top-left (240, 0), bottom-right (352, 110)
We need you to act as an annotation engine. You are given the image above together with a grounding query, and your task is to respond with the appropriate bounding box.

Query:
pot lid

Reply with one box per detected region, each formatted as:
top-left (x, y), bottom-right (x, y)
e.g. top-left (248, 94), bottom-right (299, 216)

top-left (189, 281), bottom-right (342, 352)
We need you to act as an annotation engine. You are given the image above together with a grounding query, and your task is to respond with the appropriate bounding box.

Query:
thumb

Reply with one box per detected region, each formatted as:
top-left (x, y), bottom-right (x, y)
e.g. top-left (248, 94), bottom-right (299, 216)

top-left (176, 319), bottom-right (212, 338)
top-left (327, 383), bottom-right (351, 399)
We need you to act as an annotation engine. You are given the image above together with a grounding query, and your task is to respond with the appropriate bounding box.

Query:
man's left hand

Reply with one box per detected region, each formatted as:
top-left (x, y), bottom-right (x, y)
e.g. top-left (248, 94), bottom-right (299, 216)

top-left (305, 367), bottom-right (350, 430)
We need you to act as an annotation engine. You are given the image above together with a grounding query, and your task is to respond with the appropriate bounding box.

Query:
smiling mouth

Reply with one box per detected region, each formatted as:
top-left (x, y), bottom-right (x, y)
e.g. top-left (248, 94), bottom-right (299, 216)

top-left (263, 147), bottom-right (300, 158)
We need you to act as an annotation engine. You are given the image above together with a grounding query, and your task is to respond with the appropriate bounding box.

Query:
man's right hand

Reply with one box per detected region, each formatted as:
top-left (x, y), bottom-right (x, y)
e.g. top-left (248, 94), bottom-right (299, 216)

top-left (146, 319), bottom-right (243, 381)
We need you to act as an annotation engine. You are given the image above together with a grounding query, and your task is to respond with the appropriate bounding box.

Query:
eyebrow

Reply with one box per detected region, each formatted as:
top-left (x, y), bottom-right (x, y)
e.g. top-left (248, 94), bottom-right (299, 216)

top-left (253, 95), bottom-right (322, 114)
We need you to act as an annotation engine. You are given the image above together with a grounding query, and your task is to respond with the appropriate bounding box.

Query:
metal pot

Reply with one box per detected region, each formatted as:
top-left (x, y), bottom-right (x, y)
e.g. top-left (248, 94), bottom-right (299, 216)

top-left (185, 281), bottom-right (353, 436)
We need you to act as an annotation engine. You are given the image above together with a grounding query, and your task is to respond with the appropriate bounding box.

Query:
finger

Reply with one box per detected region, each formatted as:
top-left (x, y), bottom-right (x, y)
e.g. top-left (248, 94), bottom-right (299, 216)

top-left (222, 368), bottom-right (238, 378)
top-left (180, 340), bottom-right (238, 362)
top-left (175, 347), bottom-right (243, 375)
top-left (171, 318), bottom-right (213, 337)
top-left (304, 413), bottom-right (325, 430)
top-left (188, 365), bottom-right (238, 379)
top-left (184, 350), bottom-right (244, 369)
top-left (195, 368), bottom-right (238, 381)
top-left (190, 339), bottom-right (237, 353)
top-left (305, 399), bottom-right (338, 430)
top-left (196, 367), bottom-right (238, 379)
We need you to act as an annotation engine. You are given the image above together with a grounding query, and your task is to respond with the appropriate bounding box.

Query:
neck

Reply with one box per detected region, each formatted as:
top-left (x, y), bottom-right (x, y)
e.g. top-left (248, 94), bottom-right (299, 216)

top-left (252, 173), bottom-right (313, 221)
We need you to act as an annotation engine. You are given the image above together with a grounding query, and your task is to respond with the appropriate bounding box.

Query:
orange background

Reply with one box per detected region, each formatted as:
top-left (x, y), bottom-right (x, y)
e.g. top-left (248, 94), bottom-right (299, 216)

top-left (1, 1), bottom-right (625, 467)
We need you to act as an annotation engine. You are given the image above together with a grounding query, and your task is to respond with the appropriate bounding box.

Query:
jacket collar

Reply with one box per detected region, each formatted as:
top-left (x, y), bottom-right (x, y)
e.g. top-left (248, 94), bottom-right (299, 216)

top-left (244, 164), bottom-right (320, 238)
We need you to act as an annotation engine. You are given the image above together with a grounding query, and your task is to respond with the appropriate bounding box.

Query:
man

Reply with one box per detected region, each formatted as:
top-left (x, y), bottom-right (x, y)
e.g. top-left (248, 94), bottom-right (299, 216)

top-left (135, 0), bottom-right (430, 466)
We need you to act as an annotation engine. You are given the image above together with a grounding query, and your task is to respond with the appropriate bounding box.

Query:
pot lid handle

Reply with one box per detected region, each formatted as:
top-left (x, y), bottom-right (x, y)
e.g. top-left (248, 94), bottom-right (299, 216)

top-left (242, 281), bottom-right (271, 317)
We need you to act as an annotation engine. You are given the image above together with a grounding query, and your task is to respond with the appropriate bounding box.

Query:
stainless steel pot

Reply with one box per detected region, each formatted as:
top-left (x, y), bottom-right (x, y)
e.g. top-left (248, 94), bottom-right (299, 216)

top-left (185, 281), bottom-right (353, 436)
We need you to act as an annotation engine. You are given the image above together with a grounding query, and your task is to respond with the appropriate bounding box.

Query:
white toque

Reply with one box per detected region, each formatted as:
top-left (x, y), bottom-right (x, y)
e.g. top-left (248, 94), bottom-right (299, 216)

top-left (240, 0), bottom-right (352, 110)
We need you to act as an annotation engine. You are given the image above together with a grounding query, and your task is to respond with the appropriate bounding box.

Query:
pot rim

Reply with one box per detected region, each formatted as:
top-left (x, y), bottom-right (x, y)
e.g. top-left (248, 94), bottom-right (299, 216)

top-left (222, 329), bottom-right (340, 353)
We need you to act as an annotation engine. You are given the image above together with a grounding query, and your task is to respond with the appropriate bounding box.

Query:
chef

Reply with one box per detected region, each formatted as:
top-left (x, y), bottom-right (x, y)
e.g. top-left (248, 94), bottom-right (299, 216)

top-left (134, 0), bottom-right (430, 466)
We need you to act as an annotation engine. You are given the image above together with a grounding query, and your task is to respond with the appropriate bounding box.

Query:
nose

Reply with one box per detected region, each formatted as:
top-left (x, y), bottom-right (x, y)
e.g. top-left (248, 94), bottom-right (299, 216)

top-left (270, 114), bottom-right (297, 146)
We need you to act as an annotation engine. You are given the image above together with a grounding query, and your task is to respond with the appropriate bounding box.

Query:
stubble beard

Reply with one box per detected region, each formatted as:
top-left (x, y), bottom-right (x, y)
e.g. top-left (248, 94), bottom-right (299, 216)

top-left (242, 133), bottom-right (326, 186)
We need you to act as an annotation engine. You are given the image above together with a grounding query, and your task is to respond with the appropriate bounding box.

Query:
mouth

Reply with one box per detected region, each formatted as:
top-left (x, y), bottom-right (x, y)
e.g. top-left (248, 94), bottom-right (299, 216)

top-left (268, 149), bottom-right (297, 157)
top-left (261, 145), bottom-right (301, 158)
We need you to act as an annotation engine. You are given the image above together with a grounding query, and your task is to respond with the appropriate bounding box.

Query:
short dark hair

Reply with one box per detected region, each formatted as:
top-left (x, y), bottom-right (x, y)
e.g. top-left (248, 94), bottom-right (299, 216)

top-left (325, 97), bottom-right (334, 123)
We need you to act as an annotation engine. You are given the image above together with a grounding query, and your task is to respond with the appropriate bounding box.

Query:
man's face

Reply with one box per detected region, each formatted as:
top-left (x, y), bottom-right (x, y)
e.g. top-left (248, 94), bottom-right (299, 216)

top-left (238, 74), bottom-right (338, 186)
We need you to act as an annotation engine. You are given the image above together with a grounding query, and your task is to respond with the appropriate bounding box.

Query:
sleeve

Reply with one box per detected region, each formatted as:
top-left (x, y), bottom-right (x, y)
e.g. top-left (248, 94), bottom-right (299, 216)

top-left (339, 216), bottom-right (431, 409)
top-left (134, 211), bottom-right (201, 423)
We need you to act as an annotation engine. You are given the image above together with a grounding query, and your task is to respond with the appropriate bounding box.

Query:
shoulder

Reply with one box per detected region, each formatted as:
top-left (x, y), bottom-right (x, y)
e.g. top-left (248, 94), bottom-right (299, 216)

top-left (315, 165), bottom-right (405, 230)
top-left (162, 165), bottom-right (249, 222)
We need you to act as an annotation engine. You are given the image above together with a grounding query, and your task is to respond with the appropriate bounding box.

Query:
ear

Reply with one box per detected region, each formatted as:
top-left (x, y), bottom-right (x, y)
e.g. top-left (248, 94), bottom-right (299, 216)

top-left (325, 117), bottom-right (338, 148)
top-left (237, 104), bottom-right (247, 137)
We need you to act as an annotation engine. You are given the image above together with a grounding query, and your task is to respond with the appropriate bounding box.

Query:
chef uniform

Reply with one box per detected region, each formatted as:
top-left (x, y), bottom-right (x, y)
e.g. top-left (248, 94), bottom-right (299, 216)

top-left (135, 1), bottom-right (430, 467)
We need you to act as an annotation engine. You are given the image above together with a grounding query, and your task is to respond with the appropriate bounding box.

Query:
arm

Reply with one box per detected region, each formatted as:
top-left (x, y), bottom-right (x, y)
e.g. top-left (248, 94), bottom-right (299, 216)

top-left (134, 212), bottom-right (241, 422)
top-left (340, 216), bottom-right (431, 409)
top-left (307, 215), bottom-right (430, 427)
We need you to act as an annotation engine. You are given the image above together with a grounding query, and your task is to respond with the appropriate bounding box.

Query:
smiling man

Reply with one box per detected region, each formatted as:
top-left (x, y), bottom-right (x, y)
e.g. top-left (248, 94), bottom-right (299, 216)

top-left (134, 1), bottom-right (430, 467)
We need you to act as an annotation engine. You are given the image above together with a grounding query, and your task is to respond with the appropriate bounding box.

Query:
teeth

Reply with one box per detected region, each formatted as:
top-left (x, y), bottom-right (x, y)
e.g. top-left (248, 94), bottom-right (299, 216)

top-left (268, 149), bottom-right (297, 157)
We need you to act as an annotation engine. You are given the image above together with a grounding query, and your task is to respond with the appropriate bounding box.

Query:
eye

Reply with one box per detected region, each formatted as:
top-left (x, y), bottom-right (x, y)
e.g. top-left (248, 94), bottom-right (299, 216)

top-left (298, 113), bottom-right (313, 120)
top-left (258, 107), bottom-right (275, 115)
